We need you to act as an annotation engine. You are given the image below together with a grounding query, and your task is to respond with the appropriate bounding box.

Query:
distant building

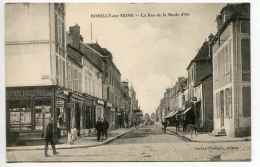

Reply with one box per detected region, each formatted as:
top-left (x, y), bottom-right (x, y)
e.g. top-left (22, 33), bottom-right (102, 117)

top-left (211, 3), bottom-right (250, 137)
top-left (186, 40), bottom-right (213, 132)
top-left (120, 81), bottom-right (131, 128)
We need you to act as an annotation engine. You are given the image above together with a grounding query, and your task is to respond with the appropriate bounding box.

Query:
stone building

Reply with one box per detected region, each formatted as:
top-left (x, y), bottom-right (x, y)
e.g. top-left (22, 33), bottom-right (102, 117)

top-left (5, 3), bottom-right (67, 145)
top-left (186, 40), bottom-right (213, 132)
top-left (88, 43), bottom-right (122, 129)
top-left (66, 24), bottom-right (105, 135)
top-left (211, 3), bottom-right (250, 137)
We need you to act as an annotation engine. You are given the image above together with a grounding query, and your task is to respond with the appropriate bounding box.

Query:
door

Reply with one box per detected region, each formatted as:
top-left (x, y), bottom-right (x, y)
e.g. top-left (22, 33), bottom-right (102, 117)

top-left (220, 90), bottom-right (224, 127)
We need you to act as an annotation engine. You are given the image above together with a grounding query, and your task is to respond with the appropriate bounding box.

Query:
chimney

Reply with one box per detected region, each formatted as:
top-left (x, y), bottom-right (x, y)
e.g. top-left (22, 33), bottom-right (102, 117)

top-left (69, 24), bottom-right (81, 49)
top-left (208, 33), bottom-right (214, 42)
top-left (216, 14), bottom-right (223, 31)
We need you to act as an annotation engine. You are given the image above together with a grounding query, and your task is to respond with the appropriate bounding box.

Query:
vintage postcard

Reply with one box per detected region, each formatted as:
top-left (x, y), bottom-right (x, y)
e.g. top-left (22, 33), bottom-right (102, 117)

top-left (3, 0), bottom-right (251, 163)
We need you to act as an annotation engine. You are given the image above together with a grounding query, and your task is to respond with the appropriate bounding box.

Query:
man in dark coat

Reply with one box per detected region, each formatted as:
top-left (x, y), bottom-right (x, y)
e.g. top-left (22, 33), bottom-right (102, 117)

top-left (95, 117), bottom-right (102, 141)
top-left (162, 121), bottom-right (167, 134)
top-left (102, 118), bottom-right (109, 140)
top-left (43, 117), bottom-right (58, 157)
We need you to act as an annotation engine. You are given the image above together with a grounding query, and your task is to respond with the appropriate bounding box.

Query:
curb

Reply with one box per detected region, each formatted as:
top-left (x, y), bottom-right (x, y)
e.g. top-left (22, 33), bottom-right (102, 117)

top-left (7, 128), bottom-right (134, 151)
top-left (167, 129), bottom-right (251, 143)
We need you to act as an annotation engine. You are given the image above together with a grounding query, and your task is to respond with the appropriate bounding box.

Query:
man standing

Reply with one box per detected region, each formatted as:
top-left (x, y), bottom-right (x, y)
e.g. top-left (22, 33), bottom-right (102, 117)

top-left (95, 117), bottom-right (102, 141)
top-left (162, 120), bottom-right (167, 134)
top-left (43, 117), bottom-right (58, 157)
top-left (103, 118), bottom-right (109, 140)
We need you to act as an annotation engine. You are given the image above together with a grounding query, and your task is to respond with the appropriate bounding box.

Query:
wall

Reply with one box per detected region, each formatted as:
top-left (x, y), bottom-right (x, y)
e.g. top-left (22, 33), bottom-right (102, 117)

top-left (5, 4), bottom-right (53, 87)
top-left (202, 76), bottom-right (213, 131)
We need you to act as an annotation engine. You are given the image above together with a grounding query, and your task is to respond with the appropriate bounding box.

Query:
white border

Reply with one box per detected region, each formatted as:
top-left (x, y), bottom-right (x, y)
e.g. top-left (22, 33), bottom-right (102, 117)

top-left (1, 0), bottom-right (259, 167)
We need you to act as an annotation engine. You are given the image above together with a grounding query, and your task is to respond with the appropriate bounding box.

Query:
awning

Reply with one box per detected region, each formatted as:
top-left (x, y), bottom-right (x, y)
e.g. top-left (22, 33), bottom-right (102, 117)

top-left (181, 107), bottom-right (192, 115)
top-left (165, 110), bottom-right (179, 119)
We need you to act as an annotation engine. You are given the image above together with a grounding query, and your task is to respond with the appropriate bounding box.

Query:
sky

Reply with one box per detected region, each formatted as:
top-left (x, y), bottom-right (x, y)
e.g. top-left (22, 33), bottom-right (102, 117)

top-left (66, 3), bottom-right (225, 115)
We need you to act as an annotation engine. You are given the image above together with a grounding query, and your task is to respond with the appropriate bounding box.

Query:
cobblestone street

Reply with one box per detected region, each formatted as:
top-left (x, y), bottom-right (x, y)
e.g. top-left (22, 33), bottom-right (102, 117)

top-left (7, 126), bottom-right (250, 162)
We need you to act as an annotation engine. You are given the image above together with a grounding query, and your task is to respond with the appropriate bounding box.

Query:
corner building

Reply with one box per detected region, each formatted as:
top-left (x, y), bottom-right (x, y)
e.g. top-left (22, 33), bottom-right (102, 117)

top-left (5, 3), bottom-right (68, 144)
top-left (212, 3), bottom-right (250, 137)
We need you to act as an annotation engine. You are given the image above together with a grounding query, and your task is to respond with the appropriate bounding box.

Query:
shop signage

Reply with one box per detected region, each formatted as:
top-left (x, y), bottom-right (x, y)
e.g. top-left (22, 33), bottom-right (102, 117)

top-left (7, 87), bottom-right (52, 97)
top-left (56, 100), bottom-right (64, 108)
top-left (106, 102), bottom-right (112, 108)
top-left (191, 97), bottom-right (197, 102)
top-left (97, 99), bottom-right (105, 105)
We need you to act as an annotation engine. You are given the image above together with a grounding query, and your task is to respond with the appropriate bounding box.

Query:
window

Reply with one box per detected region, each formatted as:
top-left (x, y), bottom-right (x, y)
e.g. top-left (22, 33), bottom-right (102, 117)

top-left (225, 88), bottom-right (232, 119)
top-left (241, 21), bottom-right (250, 34)
top-left (243, 87), bottom-right (251, 117)
top-left (55, 56), bottom-right (58, 84)
top-left (241, 38), bottom-right (251, 81)
top-left (62, 61), bottom-right (66, 87)
top-left (216, 92), bottom-right (220, 118)
top-left (214, 57), bottom-right (218, 82)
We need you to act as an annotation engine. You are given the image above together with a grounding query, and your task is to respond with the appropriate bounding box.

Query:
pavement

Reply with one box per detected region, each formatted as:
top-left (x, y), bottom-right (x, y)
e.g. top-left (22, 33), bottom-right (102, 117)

top-left (6, 128), bottom-right (134, 151)
top-left (167, 126), bottom-right (251, 143)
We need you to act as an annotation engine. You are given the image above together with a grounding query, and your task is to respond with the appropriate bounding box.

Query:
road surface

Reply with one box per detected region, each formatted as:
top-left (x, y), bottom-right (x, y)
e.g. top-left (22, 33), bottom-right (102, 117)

top-left (7, 126), bottom-right (250, 162)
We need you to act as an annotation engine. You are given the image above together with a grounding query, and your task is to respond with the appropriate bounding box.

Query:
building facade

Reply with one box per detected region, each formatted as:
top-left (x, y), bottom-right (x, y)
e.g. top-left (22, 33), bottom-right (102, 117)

top-left (88, 43), bottom-right (122, 129)
top-left (186, 40), bottom-right (213, 132)
top-left (5, 3), bottom-right (67, 145)
top-left (66, 24), bottom-right (105, 135)
top-left (212, 3), bottom-right (250, 137)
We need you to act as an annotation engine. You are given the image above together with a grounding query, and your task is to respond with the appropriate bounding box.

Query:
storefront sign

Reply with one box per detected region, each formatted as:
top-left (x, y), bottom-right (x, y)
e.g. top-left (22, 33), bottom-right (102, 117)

top-left (191, 97), bottom-right (197, 102)
top-left (7, 87), bottom-right (52, 97)
top-left (56, 100), bottom-right (64, 108)
top-left (106, 102), bottom-right (112, 108)
top-left (97, 99), bottom-right (105, 105)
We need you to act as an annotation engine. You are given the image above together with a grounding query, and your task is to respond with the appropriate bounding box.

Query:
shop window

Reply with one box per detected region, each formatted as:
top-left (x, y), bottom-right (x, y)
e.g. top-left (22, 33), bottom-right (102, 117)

top-left (34, 99), bottom-right (51, 130)
top-left (243, 87), bottom-right (251, 117)
top-left (8, 100), bottom-right (32, 131)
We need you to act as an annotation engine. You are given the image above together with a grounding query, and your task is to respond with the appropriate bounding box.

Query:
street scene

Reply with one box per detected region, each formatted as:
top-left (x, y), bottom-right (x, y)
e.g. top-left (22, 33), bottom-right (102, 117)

top-left (5, 2), bottom-right (251, 162)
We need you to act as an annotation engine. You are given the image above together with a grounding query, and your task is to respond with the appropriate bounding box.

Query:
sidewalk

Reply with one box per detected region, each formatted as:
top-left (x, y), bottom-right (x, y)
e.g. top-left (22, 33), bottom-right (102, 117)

top-left (167, 126), bottom-right (251, 143)
top-left (7, 128), bottom-right (134, 151)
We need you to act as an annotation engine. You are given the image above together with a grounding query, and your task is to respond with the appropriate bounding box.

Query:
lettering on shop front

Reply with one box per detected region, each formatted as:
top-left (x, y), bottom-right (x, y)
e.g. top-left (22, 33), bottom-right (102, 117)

top-left (7, 88), bottom-right (52, 97)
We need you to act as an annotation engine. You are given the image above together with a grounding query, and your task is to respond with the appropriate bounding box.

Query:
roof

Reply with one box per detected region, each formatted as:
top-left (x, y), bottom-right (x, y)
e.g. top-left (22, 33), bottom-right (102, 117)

top-left (211, 3), bottom-right (250, 46)
top-left (186, 41), bottom-right (210, 70)
top-left (80, 43), bottom-right (104, 72)
top-left (88, 43), bottom-right (121, 75)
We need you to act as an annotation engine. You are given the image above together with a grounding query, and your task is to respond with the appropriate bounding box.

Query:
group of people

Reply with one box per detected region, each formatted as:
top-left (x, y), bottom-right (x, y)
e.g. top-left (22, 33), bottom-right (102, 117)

top-left (42, 117), bottom-right (110, 157)
top-left (95, 117), bottom-right (109, 141)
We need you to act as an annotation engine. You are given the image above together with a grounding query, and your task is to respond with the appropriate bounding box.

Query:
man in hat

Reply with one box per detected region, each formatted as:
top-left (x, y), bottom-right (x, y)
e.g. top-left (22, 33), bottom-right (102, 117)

top-left (43, 117), bottom-right (58, 157)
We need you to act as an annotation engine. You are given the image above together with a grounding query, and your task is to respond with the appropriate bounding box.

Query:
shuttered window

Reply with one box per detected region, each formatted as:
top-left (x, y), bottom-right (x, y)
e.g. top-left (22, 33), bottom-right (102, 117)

top-left (242, 87), bottom-right (251, 117)
top-left (241, 38), bottom-right (251, 81)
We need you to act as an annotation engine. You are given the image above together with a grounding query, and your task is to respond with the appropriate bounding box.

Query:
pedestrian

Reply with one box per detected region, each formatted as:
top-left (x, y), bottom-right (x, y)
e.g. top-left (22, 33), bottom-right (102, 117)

top-left (95, 117), bottom-right (102, 141)
top-left (162, 121), bottom-right (167, 134)
top-left (43, 117), bottom-right (58, 157)
top-left (103, 118), bottom-right (109, 140)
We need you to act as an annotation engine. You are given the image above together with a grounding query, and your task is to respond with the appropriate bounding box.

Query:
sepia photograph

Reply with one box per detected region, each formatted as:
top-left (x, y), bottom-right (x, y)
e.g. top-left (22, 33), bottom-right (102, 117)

top-left (3, 1), bottom-right (252, 163)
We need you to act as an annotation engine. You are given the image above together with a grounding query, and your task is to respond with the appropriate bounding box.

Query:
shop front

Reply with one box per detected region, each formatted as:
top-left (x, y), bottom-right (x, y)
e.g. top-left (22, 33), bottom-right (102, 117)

top-left (6, 86), bottom-right (57, 145)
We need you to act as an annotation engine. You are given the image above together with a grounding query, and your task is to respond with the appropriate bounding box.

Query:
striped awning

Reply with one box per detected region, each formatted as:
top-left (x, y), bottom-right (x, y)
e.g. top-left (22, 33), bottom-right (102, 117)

top-left (165, 110), bottom-right (179, 119)
top-left (181, 107), bottom-right (192, 115)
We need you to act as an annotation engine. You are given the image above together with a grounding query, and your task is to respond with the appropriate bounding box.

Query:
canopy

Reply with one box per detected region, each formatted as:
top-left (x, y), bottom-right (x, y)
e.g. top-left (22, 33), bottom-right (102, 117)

top-left (181, 107), bottom-right (192, 115)
top-left (165, 110), bottom-right (179, 119)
